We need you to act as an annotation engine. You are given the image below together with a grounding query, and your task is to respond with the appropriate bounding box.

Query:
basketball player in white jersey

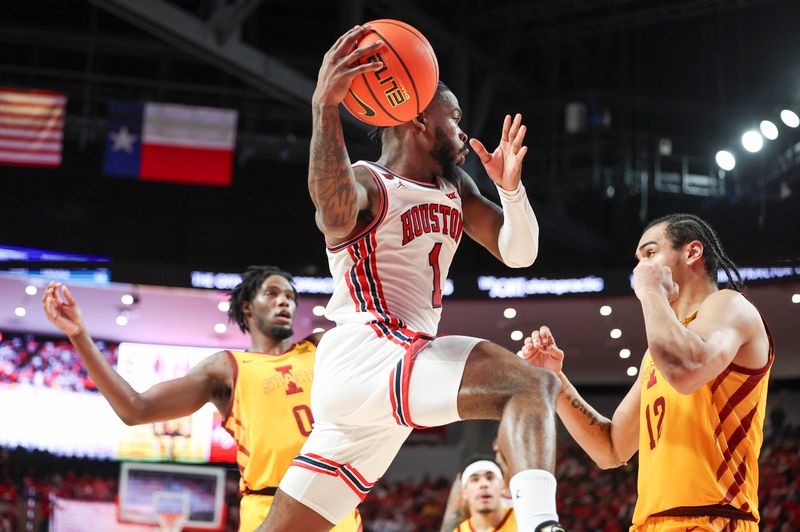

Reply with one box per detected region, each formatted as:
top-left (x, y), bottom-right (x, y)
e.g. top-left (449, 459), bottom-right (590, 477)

top-left (258, 24), bottom-right (565, 532)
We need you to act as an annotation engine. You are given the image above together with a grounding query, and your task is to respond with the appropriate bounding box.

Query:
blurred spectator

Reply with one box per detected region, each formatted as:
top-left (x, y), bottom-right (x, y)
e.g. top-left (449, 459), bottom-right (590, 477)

top-left (0, 331), bottom-right (117, 392)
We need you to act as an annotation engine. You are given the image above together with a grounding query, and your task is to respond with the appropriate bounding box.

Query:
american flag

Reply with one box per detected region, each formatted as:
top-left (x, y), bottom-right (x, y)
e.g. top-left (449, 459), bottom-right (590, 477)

top-left (0, 87), bottom-right (66, 168)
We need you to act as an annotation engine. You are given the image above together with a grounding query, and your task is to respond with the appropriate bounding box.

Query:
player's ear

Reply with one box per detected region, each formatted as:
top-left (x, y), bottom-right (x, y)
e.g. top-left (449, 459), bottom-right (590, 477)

top-left (686, 240), bottom-right (704, 266)
top-left (242, 301), bottom-right (252, 319)
top-left (411, 113), bottom-right (427, 132)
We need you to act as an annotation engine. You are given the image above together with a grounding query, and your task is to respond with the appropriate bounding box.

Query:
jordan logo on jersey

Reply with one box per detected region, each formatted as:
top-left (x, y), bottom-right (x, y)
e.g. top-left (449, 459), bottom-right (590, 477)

top-left (265, 365), bottom-right (305, 395)
top-left (401, 203), bottom-right (463, 246)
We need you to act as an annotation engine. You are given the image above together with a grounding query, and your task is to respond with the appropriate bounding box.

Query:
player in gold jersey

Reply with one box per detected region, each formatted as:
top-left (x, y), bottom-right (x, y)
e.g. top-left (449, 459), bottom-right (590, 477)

top-left (522, 214), bottom-right (773, 531)
top-left (42, 266), bottom-right (361, 532)
top-left (440, 457), bottom-right (517, 532)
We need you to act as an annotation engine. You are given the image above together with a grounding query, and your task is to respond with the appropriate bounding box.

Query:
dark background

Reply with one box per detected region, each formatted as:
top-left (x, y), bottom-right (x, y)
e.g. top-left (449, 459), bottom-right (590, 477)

top-left (3, 0), bottom-right (800, 282)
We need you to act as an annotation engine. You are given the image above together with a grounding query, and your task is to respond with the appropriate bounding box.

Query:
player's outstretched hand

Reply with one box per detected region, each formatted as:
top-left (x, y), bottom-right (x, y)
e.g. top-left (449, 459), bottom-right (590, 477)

top-left (520, 326), bottom-right (564, 375)
top-left (42, 282), bottom-right (85, 338)
top-left (312, 24), bottom-right (385, 106)
top-left (469, 113), bottom-right (528, 192)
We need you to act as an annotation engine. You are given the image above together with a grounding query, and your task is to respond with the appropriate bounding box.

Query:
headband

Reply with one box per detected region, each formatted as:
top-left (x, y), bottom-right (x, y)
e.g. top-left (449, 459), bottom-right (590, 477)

top-left (461, 460), bottom-right (503, 487)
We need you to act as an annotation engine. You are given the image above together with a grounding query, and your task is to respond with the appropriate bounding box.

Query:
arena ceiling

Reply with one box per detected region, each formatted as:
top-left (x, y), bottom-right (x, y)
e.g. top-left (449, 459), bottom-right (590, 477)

top-left (3, 0), bottom-right (800, 280)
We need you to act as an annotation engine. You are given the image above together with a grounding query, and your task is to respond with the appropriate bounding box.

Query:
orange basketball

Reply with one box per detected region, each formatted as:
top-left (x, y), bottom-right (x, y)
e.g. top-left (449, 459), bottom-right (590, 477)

top-left (342, 19), bottom-right (439, 127)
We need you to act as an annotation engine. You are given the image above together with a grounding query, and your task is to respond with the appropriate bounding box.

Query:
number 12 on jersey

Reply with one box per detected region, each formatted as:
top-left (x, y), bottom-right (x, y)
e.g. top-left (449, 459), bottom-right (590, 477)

top-left (645, 396), bottom-right (666, 450)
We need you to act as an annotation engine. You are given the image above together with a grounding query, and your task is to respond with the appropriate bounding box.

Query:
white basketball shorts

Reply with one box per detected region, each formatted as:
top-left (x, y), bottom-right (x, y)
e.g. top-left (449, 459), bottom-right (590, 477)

top-left (278, 323), bottom-right (483, 523)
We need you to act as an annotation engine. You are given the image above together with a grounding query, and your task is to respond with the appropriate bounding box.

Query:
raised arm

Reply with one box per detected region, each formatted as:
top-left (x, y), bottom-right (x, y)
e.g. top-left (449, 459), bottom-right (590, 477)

top-left (461, 114), bottom-right (539, 267)
top-left (522, 326), bottom-right (640, 469)
top-left (632, 264), bottom-right (768, 394)
top-left (309, 25), bottom-right (384, 241)
top-left (43, 282), bottom-right (230, 425)
top-left (439, 473), bottom-right (467, 532)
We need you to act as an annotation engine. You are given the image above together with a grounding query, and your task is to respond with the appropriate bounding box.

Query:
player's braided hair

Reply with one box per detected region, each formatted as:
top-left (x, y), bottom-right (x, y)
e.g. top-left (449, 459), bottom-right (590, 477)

top-left (368, 81), bottom-right (453, 144)
top-left (645, 213), bottom-right (744, 292)
top-left (227, 265), bottom-right (296, 333)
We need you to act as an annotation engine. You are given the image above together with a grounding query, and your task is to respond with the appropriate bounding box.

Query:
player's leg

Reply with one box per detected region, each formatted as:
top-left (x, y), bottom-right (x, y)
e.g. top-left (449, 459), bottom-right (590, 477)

top-left (258, 421), bottom-right (410, 532)
top-left (255, 489), bottom-right (331, 532)
top-left (458, 341), bottom-right (562, 530)
top-left (405, 336), bottom-right (561, 530)
top-left (457, 340), bottom-right (559, 472)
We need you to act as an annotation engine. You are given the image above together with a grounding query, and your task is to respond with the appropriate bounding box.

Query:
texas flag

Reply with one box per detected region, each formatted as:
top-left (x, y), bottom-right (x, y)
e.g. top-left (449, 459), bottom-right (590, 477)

top-left (104, 100), bottom-right (238, 186)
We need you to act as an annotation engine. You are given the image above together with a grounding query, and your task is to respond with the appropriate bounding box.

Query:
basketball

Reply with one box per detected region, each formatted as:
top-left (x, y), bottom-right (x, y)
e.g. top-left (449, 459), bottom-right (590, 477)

top-left (342, 19), bottom-right (439, 127)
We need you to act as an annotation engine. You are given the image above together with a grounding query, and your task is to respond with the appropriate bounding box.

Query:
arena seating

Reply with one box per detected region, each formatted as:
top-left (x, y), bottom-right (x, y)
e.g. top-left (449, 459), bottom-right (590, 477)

top-left (0, 332), bottom-right (117, 393)
top-left (2, 420), bottom-right (797, 531)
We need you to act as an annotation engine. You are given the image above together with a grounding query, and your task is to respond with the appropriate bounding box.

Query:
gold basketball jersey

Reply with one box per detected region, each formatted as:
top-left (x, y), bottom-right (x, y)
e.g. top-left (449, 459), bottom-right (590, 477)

top-left (454, 508), bottom-right (516, 531)
top-left (632, 310), bottom-right (773, 525)
top-left (224, 342), bottom-right (362, 531)
top-left (224, 342), bottom-right (316, 493)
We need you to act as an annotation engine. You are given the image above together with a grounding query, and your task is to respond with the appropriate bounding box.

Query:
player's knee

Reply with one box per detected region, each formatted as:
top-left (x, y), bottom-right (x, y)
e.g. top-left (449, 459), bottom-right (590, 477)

top-left (514, 365), bottom-right (561, 403)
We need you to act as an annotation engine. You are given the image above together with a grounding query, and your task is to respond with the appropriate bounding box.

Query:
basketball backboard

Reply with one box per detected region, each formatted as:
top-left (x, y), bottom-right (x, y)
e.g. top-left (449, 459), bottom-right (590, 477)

top-left (118, 462), bottom-right (226, 530)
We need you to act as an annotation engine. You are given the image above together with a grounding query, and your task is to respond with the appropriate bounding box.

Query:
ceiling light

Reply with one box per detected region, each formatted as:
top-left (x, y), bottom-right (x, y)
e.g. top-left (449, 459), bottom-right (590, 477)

top-left (120, 294), bottom-right (135, 306)
top-left (510, 330), bottom-right (524, 341)
top-left (780, 109), bottom-right (799, 128)
top-left (610, 328), bottom-right (622, 339)
top-left (627, 366), bottom-right (638, 377)
top-left (25, 285), bottom-right (37, 296)
top-left (741, 130), bottom-right (763, 153)
top-left (619, 348), bottom-right (631, 359)
top-left (312, 305), bottom-right (326, 317)
top-left (217, 301), bottom-right (230, 312)
top-left (115, 315), bottom-right (128, 326)
top-left (760, 120), bottom-right (779, 140)
top-left (792, 293), bottom-right (800, 304)
top-left (599, 305), bottom-right (612, 316)
top-left (715, 150), bottom-right (736, 171)
top-left (14, 307), bottom-right (26, 317)
top-left (503, 308), bottom-right (517, 319)
top-left (214, 323), bottom-right (227, 334)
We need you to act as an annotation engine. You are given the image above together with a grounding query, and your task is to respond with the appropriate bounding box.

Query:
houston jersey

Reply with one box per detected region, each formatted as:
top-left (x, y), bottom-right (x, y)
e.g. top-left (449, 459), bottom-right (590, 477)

top-left (324, 161), bottom-right (464, 336)
top-left (223, 343), bottom-right (316, 493)
top-left (632, 310), bottom-right (773, 524)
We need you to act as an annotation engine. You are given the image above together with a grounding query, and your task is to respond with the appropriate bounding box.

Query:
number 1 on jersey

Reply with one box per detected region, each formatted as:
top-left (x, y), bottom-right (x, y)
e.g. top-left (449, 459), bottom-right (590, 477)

top-left (428, 242), bottom-right (443, 309)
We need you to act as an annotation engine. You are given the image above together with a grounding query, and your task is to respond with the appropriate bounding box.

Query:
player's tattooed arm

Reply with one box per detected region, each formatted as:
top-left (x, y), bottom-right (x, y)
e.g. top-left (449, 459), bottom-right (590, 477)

top-left (308, 105), bottom-right (376, 240)
top-left (309, 105), bottom-right (359, 231)
top-left (556, 372), bottom-right (640, 470)
top-left (522, 326), bottom-right (638, 469)
top-left (563, 387), bottom-right (610, 432)
top-left (557, 381), bottom-right (638, 469)
top-left (308, 24), bottom-right (382, 240)
top-left (440, 510), bottom-right (466, 532)
top-left (439, 473), bottom-right (468, 532)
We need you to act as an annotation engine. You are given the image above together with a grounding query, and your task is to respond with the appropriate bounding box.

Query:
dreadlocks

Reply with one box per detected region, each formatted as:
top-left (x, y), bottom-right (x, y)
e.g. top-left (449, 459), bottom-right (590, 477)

top-left (645, 213), bottom-right (744, 292)
top-left (227, 265), bottom-right (296, 333)
top-left (367, 80), bottom-right (453, 145)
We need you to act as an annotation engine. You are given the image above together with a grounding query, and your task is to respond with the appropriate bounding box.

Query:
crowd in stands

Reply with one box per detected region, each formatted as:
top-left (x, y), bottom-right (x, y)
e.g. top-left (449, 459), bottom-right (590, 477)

top-left (0, 331), bottom-right (117, 392)
top-left (0, 332), bottom-right (796, 529)
top-left (2, 418), bottom-right (797, 531)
